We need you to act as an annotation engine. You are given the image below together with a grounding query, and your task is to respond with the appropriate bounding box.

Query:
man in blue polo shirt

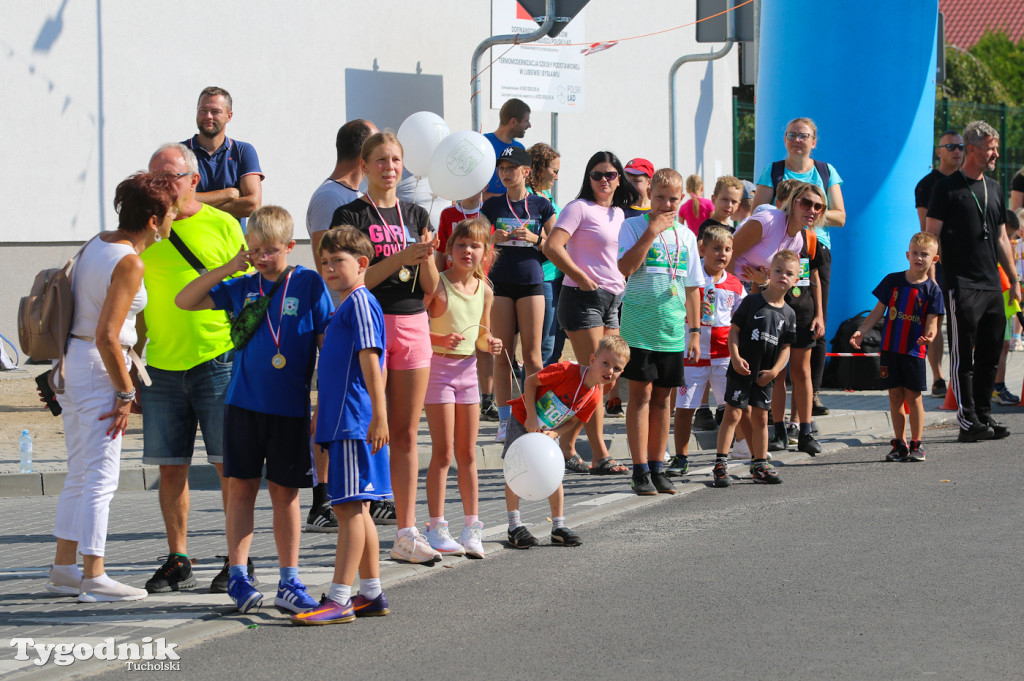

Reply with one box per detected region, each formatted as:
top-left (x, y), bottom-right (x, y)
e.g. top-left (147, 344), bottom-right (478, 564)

top-left (482, 98), bottom-right (531, 200)
top-left (183, 86), bottom-right (264, 229)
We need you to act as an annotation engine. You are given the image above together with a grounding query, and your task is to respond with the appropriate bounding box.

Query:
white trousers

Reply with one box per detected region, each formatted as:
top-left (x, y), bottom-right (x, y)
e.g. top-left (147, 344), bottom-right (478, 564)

top-left (53, 339), bottom-right (127, 556)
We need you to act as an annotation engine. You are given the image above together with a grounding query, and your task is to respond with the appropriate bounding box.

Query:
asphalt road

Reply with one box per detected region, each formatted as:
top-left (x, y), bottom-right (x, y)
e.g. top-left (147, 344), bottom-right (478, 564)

top-left (87, 418), bottom-right (1023, 681)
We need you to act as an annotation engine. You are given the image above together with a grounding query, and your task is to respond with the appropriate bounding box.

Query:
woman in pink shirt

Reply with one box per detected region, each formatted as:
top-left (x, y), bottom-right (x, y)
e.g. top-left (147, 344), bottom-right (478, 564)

top-left (543, 151), bottom-right (639, 475)
top-left (729, 182), bottom-right (826, 284)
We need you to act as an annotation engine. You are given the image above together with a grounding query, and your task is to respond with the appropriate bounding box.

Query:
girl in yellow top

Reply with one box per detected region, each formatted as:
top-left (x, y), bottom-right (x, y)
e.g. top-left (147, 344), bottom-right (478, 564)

top-left (423, 218), bottom-right (503, 557)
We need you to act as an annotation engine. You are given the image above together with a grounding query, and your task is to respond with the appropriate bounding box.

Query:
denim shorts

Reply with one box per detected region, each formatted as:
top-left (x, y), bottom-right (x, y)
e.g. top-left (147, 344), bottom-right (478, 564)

top-left (556, 285), bottom-right (622, 332)
top-left (140, 350), bottom-right (233, 465)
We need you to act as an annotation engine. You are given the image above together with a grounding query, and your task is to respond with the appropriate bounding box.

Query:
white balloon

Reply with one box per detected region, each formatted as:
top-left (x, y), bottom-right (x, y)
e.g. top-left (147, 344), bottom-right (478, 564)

top-left (428, 130), bottom-right (497, 202)
top-left (397, 112), bottom-right (451, 178)
top-left (503, 432), bottom-right (565, 501)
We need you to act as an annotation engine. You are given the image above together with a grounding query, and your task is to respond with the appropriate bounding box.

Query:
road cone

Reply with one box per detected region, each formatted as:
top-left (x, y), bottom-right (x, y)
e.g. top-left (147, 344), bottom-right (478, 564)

top-left (940, 385), bottom-right (958, 411)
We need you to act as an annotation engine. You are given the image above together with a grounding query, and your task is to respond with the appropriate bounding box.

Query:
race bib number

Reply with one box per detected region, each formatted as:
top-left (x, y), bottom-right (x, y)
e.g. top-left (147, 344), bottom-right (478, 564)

top-left (535, 390), bottom-right (574, 429)
top-left (797, 257), bottom-right (810, 287)
top-left (496, 217), bottom-right (536, 248)
top-left (645, 242), bottom-right (688, 277)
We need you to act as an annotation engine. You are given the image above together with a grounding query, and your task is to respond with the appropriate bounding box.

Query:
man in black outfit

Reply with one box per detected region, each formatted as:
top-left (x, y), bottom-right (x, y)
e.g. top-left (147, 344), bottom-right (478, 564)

top-left (914, 129), bottom-right (963, 398)
top-left (926, 120), bottom-right (1021, 442)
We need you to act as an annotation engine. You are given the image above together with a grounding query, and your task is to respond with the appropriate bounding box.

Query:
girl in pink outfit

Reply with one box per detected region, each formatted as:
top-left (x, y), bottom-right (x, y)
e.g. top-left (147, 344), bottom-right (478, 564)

top-left (678, 174), bottom-right (714, 236)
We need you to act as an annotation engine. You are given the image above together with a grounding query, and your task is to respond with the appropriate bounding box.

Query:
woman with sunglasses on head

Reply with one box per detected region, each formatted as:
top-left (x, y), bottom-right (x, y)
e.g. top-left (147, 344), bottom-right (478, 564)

top-left (732, 182), bottom-right (828, 456)
top-left (751, 117), bottom-right (845, 418)
top-left (543, 151), bottom-right (639, 475)
top-left (331, 132), bottom-right (441, 566)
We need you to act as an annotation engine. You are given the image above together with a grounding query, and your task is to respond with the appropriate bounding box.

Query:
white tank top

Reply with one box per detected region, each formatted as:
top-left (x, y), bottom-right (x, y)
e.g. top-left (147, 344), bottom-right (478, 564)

top-left (69, 236), bottom-right (147, 347)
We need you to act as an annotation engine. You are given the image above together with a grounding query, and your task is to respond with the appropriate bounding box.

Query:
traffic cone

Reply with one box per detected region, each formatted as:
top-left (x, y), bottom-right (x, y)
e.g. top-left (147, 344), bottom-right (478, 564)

top-left (940, 385), bottom-right (958, 411)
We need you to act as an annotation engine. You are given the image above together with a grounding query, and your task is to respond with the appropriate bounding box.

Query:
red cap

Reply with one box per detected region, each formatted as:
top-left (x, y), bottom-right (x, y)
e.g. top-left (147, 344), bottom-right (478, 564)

top-left (624, 158), bottom-right (654, 178)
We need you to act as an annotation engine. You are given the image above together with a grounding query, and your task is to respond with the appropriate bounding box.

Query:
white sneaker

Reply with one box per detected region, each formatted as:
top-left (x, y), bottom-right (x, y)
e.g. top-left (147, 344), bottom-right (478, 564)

top-left (45, 564), bottom-right (81, 596)
top-left (390, 528), bottom-right (441, 564)
top-left (1013, 339), bottom-right (1024, 352)
top-left (496, 419), bottom-right (508, 443)
top-left (77, 576), bottom-right (148, 602)
top-left (424, 521), bottom-right (465, 556)
top-left (730, 438), bottom-right (751, 460)
top-left (460, 521), bottom-right (486, 559)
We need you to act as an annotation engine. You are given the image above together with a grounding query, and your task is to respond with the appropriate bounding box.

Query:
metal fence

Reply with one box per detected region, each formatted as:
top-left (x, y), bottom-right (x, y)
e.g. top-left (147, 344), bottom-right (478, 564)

top-left (732, 97), bottom-right (1024, 199)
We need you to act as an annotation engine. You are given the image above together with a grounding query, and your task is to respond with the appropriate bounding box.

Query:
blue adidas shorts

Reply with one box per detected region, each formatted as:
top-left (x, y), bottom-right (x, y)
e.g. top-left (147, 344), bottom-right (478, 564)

top-left (326, 439), bottom-right (393, 505)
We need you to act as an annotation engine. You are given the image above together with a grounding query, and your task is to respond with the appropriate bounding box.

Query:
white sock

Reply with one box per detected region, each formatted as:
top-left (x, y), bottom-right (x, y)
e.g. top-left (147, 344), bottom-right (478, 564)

top-left (52, 563), bottom-right (83, 580)
top-left (360, 578), bottom-right (382, 599)
top-left (507, 510), bottom-right (522, 530)
top-left (397, 526), bottom-right (418, 539)
top-left (552, 516), bottom-right (566, 530)
top-left (427, 516), bottom-right (444, 531)
top-left (327, 582), bottom-right (352, 603)
top-left (464, 514), bottom-right (479, 527)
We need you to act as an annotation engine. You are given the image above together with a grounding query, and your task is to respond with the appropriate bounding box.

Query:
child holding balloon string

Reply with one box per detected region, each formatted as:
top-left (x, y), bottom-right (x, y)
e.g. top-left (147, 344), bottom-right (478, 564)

top-left (502, 335), bottom-right (630, 549)
top-left (423, 218), bottom-right (503, 558)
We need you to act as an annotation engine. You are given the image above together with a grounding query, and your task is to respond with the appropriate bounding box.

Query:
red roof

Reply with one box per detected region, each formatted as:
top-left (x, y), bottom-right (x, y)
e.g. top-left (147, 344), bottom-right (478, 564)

top-left (940, 0), bottom-right (1024, 49)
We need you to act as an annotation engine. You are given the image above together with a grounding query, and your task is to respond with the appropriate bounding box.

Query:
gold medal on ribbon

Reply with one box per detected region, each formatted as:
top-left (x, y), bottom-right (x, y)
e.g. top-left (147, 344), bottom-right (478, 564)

top-left (398, 266), bottom-right (412, 282)
top-left (272, 353), bottom-right (287, 369)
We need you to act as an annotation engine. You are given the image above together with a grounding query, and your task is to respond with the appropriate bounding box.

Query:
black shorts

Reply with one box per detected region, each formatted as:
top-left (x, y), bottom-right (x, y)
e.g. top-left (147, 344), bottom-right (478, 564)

top-left (223, 405), bottom-right (315, 488)
top-left (493, 281), bottom-right (544, 300)
top-left (879, 350), bottom-right (927, 393)
top-left (557, 285), bottom-right (623, 331)
top-left (621, 346), bottom-right (685, 388)
top-left (792, 319), bottom-right (816, 349)
top-left (724, 370), bottom-right (773, 410)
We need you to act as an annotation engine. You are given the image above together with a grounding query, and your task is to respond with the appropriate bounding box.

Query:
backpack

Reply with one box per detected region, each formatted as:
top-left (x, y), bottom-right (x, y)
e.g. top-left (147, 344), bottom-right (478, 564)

top-left (821, 310), bottom-right (883, 391)
top-left (769, 159), bottom-right (832, 202)
top-left (18, 239), bottom-right (93, 362)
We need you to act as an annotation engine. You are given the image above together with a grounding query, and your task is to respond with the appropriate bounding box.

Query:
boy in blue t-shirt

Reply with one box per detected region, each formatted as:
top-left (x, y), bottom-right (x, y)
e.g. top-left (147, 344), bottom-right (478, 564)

top-left (291, 226), bottom-right (391, 625)
top-left (176, 205), bottom-right (333, 614)
top-left (851, 232), bottom-right (944, 462)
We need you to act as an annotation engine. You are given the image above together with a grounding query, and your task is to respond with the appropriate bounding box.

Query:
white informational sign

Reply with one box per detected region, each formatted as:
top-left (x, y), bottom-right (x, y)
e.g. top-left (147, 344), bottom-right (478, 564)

top-left (490, 1), bottom-right (586, 113)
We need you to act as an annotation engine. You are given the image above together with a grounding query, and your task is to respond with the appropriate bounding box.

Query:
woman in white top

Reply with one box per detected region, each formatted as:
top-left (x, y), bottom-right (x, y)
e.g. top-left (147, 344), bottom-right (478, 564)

top-left (47, 173), bottom-right (176, 602)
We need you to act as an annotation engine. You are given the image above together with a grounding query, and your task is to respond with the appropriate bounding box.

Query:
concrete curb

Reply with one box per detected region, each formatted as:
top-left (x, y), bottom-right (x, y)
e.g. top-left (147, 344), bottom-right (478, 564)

top-left (0, 406), bottom-right (957, 498)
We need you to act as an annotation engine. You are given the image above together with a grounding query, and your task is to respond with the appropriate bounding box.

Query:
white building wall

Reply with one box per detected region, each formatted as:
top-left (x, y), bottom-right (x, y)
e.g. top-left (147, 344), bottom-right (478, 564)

top-left (1, 1), bottom-right (738, 350)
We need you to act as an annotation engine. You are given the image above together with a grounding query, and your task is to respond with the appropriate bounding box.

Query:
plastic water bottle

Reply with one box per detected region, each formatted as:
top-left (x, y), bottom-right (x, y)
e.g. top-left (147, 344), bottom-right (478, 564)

top-left (700, 283), bottom-right (716, 326)
top-left (19, 430), bottom-right (33, 474)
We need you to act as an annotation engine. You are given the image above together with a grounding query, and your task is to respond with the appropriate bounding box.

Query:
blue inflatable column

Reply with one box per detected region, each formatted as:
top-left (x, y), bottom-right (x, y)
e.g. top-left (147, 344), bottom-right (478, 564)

top-left (754, 1), bottom-right (939, 341)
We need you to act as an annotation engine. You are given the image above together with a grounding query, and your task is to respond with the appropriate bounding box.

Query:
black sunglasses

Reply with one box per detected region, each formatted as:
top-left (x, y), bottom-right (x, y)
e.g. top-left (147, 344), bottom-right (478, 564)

top-left (938, 143), bottom-right (964, 151)
top-left (589, 171), bottom-right (618, 182)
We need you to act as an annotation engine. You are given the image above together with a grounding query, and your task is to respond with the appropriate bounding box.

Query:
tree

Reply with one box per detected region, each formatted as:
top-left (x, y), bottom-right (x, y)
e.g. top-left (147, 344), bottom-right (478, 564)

top-left (969, 30), bottom-right (1024, 105)
top-left (939, 45), bottom-right (1012, 104)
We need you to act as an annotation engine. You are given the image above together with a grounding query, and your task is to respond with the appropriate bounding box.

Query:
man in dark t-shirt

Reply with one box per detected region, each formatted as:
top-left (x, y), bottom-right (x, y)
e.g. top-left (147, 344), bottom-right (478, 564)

top-left (914, 129), bottom-right (962, 398)
top-left (926, 120), bottom-right (1021, 443)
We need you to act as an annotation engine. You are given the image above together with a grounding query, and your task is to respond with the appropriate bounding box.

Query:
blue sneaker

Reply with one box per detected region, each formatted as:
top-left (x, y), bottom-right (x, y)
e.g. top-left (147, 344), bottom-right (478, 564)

top-left (274, 578), bottom-right (319, 613)
top-left (352, 592), bottom-right (390, 617)
top-left (290, 596), bottom-right (355, 625)
top-left (227, 575), bottom-right (262, 614)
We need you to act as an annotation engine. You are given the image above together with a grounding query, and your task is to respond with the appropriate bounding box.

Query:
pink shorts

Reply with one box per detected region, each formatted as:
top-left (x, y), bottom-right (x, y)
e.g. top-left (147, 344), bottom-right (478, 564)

top-left (425, 354), bottom-right (480, 405)
top-left (383, 312), bottom-right (432, 371)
